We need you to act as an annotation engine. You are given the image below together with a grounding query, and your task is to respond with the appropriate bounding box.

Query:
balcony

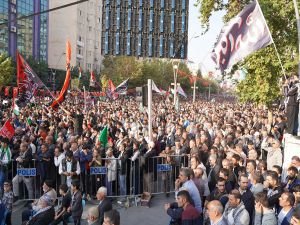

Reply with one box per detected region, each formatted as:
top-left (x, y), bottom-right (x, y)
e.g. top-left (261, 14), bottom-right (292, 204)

top-left (77, 40), bottom-right (84, 47)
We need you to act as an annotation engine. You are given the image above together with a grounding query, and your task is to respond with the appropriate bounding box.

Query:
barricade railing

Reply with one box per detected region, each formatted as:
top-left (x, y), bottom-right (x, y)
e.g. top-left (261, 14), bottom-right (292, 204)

top-left (4, 154), bottom-right (190, 201)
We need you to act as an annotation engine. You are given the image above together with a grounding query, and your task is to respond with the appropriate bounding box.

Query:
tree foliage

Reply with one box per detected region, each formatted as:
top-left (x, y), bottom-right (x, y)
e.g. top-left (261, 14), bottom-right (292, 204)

top-left (196, 0), bottom-right (298, 106)
top-left (0, 54), bottom-right (14, 86)
top-left (100, 56), bottom-right (196, 92)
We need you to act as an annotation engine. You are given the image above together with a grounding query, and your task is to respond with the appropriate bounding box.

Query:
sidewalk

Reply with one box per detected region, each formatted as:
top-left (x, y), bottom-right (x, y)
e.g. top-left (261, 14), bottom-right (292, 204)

top-left (12, 194), bottom-right (172, 225)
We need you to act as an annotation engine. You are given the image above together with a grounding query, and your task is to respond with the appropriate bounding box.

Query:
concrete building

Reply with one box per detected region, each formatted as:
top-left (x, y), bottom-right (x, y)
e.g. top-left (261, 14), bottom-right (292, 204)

top-left (101, 0), bottom-right (189, 59)
top-left (48, 0), bottom-right (102, 72)
top-left (0, 0), bottom-right (48, 61)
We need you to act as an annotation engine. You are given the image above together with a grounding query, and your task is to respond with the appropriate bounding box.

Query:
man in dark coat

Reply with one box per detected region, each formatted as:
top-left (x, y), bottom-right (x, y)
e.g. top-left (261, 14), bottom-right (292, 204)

top-left (27, 195), bottom-right (55, 225)
top-left (285, 76), bottom-right (299, 135)
top-left (207, 154), bottom-right (221, 192)
top-left (238, 174), bottom-right (255, 225)
top-left (68, 180), bottom-right (82, 225)
top-left (96, 186), bottom-right (112, 224)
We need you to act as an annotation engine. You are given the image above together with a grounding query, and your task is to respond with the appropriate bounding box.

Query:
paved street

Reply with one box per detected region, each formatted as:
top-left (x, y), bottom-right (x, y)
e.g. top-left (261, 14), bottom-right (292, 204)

top-left (12, 194), bottom-right (172, 225)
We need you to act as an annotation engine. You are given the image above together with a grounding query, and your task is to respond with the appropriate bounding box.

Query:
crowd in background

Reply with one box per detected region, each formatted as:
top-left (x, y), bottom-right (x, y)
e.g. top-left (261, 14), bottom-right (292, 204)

top-left (0, 93), bottom-right (300, 225)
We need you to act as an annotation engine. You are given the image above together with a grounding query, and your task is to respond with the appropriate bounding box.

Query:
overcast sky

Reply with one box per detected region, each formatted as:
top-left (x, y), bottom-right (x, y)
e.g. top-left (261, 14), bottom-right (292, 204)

top-left (187, 0), bottom-right (225, 75)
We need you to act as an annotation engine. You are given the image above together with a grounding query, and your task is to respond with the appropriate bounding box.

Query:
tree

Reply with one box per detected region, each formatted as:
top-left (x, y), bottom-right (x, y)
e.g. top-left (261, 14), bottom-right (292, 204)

top-left (0, 54), bottom-right (14, 86)
top-left (196, 0), bottom-right (298, 106)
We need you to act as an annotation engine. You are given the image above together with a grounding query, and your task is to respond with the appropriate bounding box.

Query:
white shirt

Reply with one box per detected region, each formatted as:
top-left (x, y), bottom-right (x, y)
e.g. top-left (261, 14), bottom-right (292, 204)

top-left (54, 153), bottom-right (65, 167)
top-left (228, 208), bottom-right (235, 224)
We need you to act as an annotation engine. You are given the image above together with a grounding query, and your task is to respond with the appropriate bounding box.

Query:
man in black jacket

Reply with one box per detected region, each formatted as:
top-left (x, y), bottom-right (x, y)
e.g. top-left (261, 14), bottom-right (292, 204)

top-left (68, 180), bottom-right (82, 225)
top-left (238, 174), bottom-right (255, 224)
top-left (96, 186), bottom-right (112, 224)
top-left (265, 170), bottom-right (284, 213)
top-left (207, 154), bottom-right (221, 192)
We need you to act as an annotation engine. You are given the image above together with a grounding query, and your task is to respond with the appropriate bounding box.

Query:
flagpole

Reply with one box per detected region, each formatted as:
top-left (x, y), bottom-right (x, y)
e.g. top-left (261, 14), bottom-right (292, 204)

top-left (83, 86), bottom-right (87, 112)
top-left (256, 0), bottom-right (287, 80)
top-left (147, 79), bottom-right (152, 142)
top-left (293, 0), bottom-right (300, 78)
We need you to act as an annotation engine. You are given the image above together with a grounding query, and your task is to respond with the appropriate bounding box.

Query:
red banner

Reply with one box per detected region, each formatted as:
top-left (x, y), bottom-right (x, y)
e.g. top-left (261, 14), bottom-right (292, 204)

top-left (0, 119), bottom-right (15, 140)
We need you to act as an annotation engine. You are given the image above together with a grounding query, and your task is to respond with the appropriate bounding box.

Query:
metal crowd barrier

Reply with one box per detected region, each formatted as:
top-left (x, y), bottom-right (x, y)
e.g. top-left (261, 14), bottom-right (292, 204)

top-left (2, 154), bottom-right (190, 201)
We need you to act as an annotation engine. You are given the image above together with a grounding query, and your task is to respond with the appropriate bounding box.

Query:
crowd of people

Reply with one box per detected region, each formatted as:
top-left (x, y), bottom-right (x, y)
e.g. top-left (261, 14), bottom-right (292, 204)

top-left (0, 93), bottom-right (300, 225)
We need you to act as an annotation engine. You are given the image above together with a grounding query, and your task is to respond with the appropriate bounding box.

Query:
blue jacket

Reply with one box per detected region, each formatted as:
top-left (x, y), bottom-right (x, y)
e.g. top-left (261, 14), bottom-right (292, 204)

top-left (79, 150), bottom-right (92, 172)
top-left (280, 207), bottom-right (294, 225)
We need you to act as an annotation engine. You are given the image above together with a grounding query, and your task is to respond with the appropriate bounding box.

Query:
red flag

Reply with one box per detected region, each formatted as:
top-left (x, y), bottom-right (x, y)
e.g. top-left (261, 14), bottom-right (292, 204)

top-left (51, 41), bottom-right (71, 109)
top-left (90, 71), bottom-right (96, 87)
top-left (16, 52), bottom-right (47, 107)
top-left (0, 119), bottom-right (15, 140)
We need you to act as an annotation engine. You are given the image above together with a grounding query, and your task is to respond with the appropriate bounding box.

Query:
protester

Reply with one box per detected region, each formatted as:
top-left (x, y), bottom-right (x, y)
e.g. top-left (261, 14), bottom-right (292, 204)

top-left (1, 181), bottom-right (13, 225)
top-left (206, 200), bottom-right (228, 225)
top-left (103, 209), bottom-right (120, 225)
top-left (278, 192), bottom-right (295, 225)
top-left (223, 190), bottom-right (250, 225)
top-left (50, 184), bottom-right (71, 225)
top-left (67, 180), bottom-right (83, 225)
top-left (24, 194), bottom-right (55, 225)
top-left (178, 190), bottom-right (202, 224)
top-left (254, 192), bottom-right (277, 225)
top-left (96, 186), bottom-right (112, 224)
top-left (87, 206), bottom-right (101, 225)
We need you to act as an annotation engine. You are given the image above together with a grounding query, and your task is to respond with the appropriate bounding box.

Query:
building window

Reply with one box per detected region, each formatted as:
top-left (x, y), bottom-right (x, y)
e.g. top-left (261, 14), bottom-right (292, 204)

top-left (79, 10), bottom-right (82, 16)
top-left (89, 26), bottom-right (92, 32)
top-left (87, 63), bottom-right (91, 69)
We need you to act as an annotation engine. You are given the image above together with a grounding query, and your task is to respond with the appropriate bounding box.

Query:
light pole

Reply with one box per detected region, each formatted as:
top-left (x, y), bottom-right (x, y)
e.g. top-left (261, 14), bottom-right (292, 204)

top-left (172, 61), bottom-right (179, 105)
top-left (191, 75), bottom-right (198, 103)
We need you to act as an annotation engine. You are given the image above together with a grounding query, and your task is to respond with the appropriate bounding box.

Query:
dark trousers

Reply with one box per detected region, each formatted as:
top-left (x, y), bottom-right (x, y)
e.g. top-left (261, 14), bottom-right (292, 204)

top-left (22, 209), bottom-right (32, 222)
top-left (49, 212), bottom-right (71, 225)
top-left (73, 217), bottom-right (81, 225)
top-left (5, 211), bottom-right (11, 225)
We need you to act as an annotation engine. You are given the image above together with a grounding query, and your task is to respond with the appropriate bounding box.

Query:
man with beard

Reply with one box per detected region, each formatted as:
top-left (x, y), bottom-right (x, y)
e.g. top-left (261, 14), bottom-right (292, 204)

top-left (265, 171), bottom-right (283, 213)
top-left (284, 167), bottom-right (300, 192)
top-left (205, 177), bottom-right (229, 207)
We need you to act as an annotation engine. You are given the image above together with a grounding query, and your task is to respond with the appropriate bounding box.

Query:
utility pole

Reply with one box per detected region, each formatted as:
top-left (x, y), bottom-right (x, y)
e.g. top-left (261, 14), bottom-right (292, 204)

top-left (191, 77), bottom-right (198, 103)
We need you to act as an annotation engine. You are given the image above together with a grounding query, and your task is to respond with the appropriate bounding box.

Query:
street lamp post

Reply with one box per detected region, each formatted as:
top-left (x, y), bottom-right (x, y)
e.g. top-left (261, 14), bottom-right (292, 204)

top-left (172, 61), bottom-right (179, 105)
top-left (191, 76), bottom-right (198, 103)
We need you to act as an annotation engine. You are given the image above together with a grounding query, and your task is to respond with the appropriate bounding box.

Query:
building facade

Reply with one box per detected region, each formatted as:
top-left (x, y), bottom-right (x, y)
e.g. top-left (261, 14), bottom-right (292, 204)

top-left (101, 0), bottom-right (189, 59)
top-left (48, 0), bottom-right (102, 72)
top-left (0, 0), bottom-right (48, 61)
